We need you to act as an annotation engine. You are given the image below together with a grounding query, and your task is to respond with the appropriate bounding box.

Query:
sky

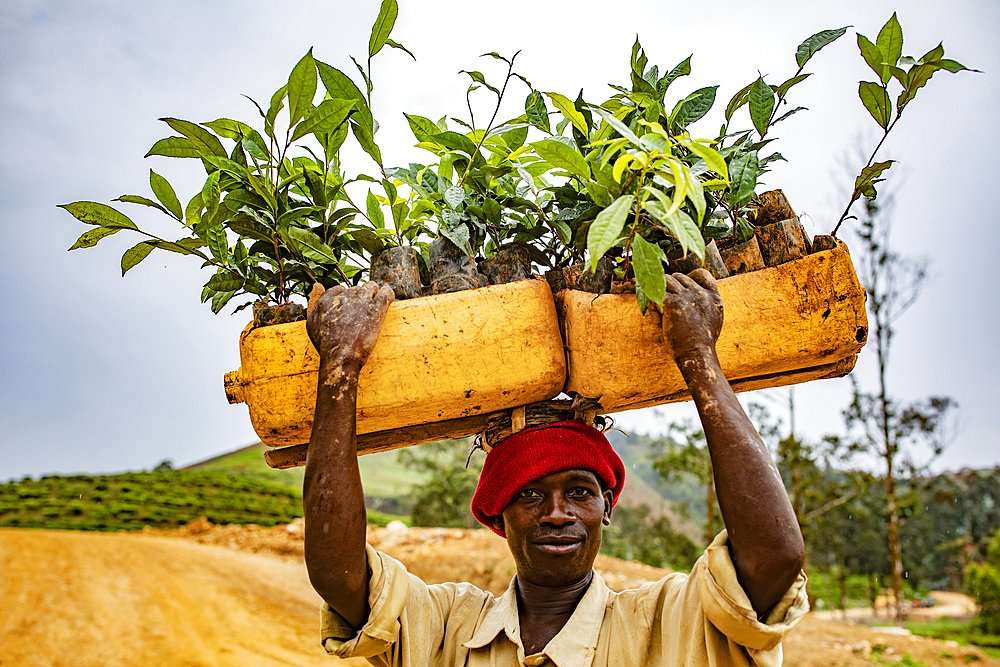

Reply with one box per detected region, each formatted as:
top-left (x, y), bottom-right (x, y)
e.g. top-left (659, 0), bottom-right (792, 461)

top-left (1, 0), bottom-right (997, 481)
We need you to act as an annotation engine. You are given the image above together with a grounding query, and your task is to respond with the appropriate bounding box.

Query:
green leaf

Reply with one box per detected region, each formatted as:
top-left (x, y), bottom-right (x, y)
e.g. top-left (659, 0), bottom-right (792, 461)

top-left (545, 92), bottom-right (589, 138)
top-left (728, 151), bottom-right (759, 207)
top-left (658, 55), bottom-right (692, 98)
top-left (404, 113), bottom-right (439, 142)
top-left (265, 84), bottom-right (287, 138)
top-left (287, 226), bottom-right (340, 264)
top-left (366, 189), bottom-right (385, 228)
top-left (859, 81), bottom-right (891, 129)
top-left (680, 137), bottom-right (729, 183)
top-left (201, 170), bottom-right (222, 220)
top-left (206, 271), bottom-right (245, 292)
top-left (857, 34), bottom-right (886, 83)
top-left (897, 59), bottom-right (979, 112)
top-left (185, 192), bottom-right (203, 227)
top-left (631, 234), bottom-right (667, 308)
top-left (202, 118), bottom-right (264, 145)
top-left (242, 137), bottom-right (270, 161)
top-left (774, 73), bottom-right (812, 101)
top-left (148, 239), bottom-right (200, 256)
top-left (651, 207), bottom-right (705, 261)
top-left (210, 289), bottom-right (238, 314)
top-left (287, 48), bottom-right (317, 126)
top-left (587, 195), bottom-right (632, 270)
top-left (876, 13), bottom-right (904, 78)
top-left (385, 37), bottom-right (415, 60)
top-left (635, 280), bottom-right (650, 314)
top-left (349, 228), bottom-right (384, 255)
top-left (919, 43), bottom-right (945, 65)
top-left (724, 81), bottom-right (755, 123)
top-left (531, 139), bottom-right (590, 179)
top-left (432, 131), bottom-right (480, 160)
top-left (438, 209), bottom-right (470, 254)
top-left (525, 90), bottom-right (550, 134)
top-left (158, 118), bottom-right (226, 157)
top-left (352, 121), bottom-right (383, 168)
top-left (771, 106), bottom-right (807, 125)
top-left (205, 218), bottom-right (228, 263)
top-left (291, 98), bottom-right (355, 142)
top-left (852, 160), bottom-right (894, 203)
top-left (58, 201), bottom-right (138, 230)
top-left (113, 194), bottom-right (171, 216)
top-left (316, 60), bottom-right (372, 131)
top-left (795, 27), bottom-right (848, 68)
top-left (121, 242), bottom-right (155, 276)
top-left (672, 86), bottom-right (718, 128)
top-left (145, 136), bottom-right (202, 159)
top-left (461, 70), bottom-right (500, 96)
top-left (369, 0), bottom-right (398, 58)
top-left (444, 185), bottom-right (465, 210)
top-left (589, 106), bottom-right (641, 145)
top-left (203, 156), bottom-right (249, 181)
top-left (68, 226), bottom-right (119, 250)
top-left (936, 58), bottom-right (979, 74)
top-left (149, 170), bottom-right (183, 219)
top-left (748, 77), bottom-right (775, 137)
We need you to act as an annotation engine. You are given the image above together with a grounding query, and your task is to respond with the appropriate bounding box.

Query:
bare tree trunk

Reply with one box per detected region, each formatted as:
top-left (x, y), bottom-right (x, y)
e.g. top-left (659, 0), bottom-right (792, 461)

top-left (886, 463), bottom-right (904, 623)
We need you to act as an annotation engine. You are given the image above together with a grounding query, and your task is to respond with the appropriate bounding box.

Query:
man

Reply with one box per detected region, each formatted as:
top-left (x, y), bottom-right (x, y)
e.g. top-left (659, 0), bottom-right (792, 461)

top-left (303, 269), bottom-right (808, 666)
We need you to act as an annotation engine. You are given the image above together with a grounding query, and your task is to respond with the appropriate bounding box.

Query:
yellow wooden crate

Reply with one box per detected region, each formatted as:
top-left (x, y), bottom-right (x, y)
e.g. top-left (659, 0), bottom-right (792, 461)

top-left (224, 278), bottom-right (567, 449)
top-left (558, 243), bottom-right (867, 412)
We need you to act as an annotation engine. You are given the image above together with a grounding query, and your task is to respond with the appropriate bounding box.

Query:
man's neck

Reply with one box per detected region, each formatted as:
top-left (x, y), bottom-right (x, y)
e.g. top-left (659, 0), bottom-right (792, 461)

top-left (515, 570), bottom-right (593, 617)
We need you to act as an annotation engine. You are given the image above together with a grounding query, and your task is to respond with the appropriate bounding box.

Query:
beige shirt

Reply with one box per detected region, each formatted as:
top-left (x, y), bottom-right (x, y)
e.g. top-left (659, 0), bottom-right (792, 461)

top-left (321, 531), bottom-right (809, 667)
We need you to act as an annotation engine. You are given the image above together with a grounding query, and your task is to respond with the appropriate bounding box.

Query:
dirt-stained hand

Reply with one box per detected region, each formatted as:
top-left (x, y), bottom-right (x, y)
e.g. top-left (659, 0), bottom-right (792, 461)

top-left (657, 268), bottom-right (724, 362)
top-left (306, 282), bottom-right (394, 381)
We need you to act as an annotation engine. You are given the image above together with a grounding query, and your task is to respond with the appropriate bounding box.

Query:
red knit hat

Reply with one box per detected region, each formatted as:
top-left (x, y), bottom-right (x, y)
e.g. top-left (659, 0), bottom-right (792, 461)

top-left (471, 419), bottom-right (626, 537)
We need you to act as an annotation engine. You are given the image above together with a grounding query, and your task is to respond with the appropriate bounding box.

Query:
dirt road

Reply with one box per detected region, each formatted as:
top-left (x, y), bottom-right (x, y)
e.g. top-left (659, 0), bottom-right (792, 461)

top-left (1, 526), bottom-right (995, 666)
top-left (0, 529), bottom-right (365, 667)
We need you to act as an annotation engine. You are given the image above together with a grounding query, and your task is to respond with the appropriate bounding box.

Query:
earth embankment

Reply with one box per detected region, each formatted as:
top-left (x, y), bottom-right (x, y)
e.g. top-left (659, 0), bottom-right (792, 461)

top-left (1, 526), bottom-right (995, 666)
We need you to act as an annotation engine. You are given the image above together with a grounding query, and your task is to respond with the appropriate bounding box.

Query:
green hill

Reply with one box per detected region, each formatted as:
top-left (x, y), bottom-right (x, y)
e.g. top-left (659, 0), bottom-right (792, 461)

top-left (186, 441), bottom-right (430, 516)
top-left (0, 470), bottom-right (302, 532)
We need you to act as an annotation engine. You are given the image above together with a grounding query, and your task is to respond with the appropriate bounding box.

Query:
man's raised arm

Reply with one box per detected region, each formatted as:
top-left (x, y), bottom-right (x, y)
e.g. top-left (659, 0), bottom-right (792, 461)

top-left (659, 269), bottom-right (805, 618)
top-left (303, 282), bottom-right (394, 629)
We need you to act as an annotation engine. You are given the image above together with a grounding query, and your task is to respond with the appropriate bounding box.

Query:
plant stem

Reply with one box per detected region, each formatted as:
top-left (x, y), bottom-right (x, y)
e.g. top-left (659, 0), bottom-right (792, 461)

top-left (831, 118), bottom-right (897, 237)
top-left (460, 52), bottom-right (520, 189)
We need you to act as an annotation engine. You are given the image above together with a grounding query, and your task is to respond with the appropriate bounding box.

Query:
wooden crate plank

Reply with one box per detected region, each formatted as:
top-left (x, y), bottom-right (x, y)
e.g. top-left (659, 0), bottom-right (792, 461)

top-left (227, 279), bottom-right (566, 447)
top-left (559, 245), bottom-right (867, 411)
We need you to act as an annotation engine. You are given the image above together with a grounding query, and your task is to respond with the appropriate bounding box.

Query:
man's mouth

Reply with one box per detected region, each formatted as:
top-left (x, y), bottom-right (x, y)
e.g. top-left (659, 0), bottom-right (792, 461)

top-left (532, 536), bottom-right (583, 555)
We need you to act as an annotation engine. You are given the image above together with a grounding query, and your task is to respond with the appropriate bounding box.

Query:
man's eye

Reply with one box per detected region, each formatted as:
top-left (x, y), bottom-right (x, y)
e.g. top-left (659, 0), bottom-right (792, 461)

top-left (570, 487), bottom-right (593, 497)
top-left (519, 489), bottom-right (540, 498)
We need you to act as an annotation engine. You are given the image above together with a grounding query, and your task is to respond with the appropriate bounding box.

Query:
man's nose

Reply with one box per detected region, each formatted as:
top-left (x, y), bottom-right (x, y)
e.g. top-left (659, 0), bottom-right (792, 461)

top-left (540, 493), bottom-right (575, 526)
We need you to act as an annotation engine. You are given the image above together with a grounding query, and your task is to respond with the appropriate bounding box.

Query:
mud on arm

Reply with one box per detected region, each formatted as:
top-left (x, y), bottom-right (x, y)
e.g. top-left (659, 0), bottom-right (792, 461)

top-left (303, 282), bottom-right (394, 629)
top-left (659, 269), bottom-right (805, 618)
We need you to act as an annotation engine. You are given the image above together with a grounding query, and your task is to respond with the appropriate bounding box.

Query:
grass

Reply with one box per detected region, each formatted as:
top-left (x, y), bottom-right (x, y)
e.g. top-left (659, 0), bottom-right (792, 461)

top-left (905, 617), bottom-right (1000, 659)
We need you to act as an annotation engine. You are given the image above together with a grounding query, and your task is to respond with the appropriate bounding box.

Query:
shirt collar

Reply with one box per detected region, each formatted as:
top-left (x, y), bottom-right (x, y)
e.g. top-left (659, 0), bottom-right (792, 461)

top-left (462, 571), bottom-right (611, 667)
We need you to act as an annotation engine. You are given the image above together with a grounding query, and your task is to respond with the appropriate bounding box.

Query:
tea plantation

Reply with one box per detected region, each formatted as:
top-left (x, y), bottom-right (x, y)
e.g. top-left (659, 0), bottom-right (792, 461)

top-left (0, 470), bottom-right (303, 531)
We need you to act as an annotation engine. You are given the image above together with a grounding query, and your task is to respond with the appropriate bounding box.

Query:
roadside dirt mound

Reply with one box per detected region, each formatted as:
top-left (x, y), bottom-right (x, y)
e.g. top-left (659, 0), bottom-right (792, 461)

top-left (0, 527), bottom-right (366, 667)
top-left (2, 523), bottom-right (996, 666)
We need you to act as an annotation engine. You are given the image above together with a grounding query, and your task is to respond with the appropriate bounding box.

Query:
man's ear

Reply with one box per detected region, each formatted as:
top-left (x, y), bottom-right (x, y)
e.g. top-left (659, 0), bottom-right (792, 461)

top-left (603, 490), bottom-right (614, 526)
top-left (491, 516), bottom-right (505, 533)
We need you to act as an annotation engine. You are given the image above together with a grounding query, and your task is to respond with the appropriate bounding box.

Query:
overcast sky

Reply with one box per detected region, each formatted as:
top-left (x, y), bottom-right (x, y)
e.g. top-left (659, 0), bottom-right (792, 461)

top-left (1, 0), bottom-right (997, 481)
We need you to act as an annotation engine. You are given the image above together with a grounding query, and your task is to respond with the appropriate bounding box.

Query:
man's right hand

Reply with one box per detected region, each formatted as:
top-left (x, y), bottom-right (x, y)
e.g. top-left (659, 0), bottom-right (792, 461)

top-left (307, 282), bottom-right (395, 380)
top-left (657, 268), bottom-right (724, 363)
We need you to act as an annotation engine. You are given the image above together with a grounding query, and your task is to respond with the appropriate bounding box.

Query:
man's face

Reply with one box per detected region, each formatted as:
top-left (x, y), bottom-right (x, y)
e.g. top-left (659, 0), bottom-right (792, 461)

top-left (494, 468), bottom-right (613, 588)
